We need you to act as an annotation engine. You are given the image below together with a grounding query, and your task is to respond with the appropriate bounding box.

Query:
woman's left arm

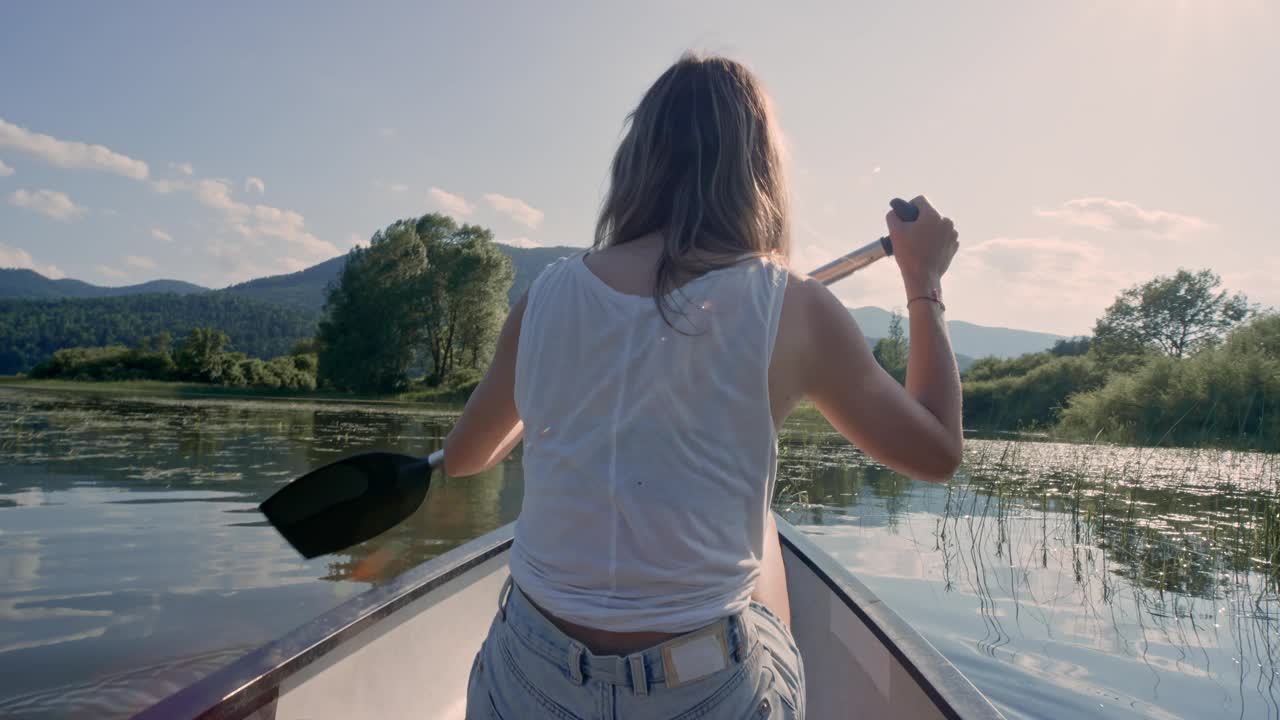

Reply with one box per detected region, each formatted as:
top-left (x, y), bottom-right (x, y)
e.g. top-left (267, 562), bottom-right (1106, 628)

top-left (442, 291), bottom-right (527, 477)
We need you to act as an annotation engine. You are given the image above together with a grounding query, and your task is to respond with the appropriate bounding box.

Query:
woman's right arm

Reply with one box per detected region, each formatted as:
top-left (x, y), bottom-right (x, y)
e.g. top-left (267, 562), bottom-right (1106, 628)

top-left (798, 196), bottom-right (963, 483)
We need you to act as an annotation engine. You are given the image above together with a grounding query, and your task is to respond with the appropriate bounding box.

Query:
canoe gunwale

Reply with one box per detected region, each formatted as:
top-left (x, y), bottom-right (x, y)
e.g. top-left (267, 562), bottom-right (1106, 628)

top-left (132, 523), bottom-right (517, 720)
top-left (136, 517), bottom-right (1003, 720)
top-left (776, 519), bottom-right (1004, 720)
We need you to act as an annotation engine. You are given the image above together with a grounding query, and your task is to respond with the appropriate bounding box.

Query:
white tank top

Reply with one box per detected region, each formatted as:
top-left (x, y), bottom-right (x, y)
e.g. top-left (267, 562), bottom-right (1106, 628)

top-left (509, 250), bottom-right (789, 633)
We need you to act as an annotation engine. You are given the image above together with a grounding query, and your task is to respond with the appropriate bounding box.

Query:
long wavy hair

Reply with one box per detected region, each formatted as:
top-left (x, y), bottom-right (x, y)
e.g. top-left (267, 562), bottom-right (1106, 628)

top-left (593, 52), bottom-right (791, 325)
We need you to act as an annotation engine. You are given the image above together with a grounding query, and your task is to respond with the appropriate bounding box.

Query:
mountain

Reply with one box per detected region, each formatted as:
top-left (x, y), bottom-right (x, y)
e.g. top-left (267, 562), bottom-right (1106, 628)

top-left (221, 255), bottom-right (346, 313)
top-left (219, 244), bottom-right (584, 313)
top-left (849, 306), bottom-right (1064, 360)
top-left (0, 268), bottom-right (209, 300)
top-left (1, 249), bottom-right (1062, 374)
top-left (0, 244), bottom-right (583, 374)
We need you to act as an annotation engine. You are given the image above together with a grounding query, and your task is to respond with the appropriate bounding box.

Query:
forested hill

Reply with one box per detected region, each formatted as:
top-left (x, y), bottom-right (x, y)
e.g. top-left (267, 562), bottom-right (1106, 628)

top-left (0, 294), bottom-right (316, 375)
top-left (0, 244), bottom-right (583, 374)
top-left (221, 244), bottom-right (582, 312)
top-left (0, 244), bottom-right (583, 310)
top-left (0, 268), bottom-right (209, 299)
top-left (1, 243), bottom-right (1061, 374)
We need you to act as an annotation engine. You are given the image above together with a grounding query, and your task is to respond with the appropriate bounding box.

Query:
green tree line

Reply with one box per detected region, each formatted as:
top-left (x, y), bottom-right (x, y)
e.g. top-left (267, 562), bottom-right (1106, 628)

top-left (30, 329), bottom-right (319, 390)
top-left (953, 268), bottom-right (1275, 450)
top-left (17, 213), bottom-right (516, 398)
top-left (0, 293), bottom-right (316, 375)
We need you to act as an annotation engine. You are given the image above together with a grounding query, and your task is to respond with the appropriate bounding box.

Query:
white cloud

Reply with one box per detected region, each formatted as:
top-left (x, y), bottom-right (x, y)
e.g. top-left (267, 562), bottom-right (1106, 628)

top-left (427, 187), bottom-right (474, 217)
top-left (502, 237), bottom-right (541, 248)
top-left (483, 192), bottom-right (544, 229)
top-left (123, 255), bottom-right (157, 270)
top-left (170, 161), bottom-right (195, 176)
top-left (0, 242), bottom-right (64, 278)
top-left (245, 176), bottom-right (266, 194)
top-left (96, 265), bottom-right (126, 280)
top-left (0, 117), bottom-right (149, 180)
top-left (150, 228), bottom-right (173, 242)
top-left (193, 178), bottom-right (240, 212)
top-left (8, 188), bottom-right (87, 221)
top-left (244, 204), bottom-right (340, 259)
top-left (947, 236), bottom-right (1141, 334)
top-left (1036, 197), bottom-right (1211, 237)
top-left (153, 173), bottom-right (339, 270)
top-left (0, 158), bottom-right (12, 177)
top-left (378, 127), bottom-right (397, 138)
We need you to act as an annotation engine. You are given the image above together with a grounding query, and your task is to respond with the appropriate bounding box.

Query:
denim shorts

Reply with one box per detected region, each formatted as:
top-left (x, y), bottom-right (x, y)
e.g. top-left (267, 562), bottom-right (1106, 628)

top-left (466, 577), bottom-right (805, 719)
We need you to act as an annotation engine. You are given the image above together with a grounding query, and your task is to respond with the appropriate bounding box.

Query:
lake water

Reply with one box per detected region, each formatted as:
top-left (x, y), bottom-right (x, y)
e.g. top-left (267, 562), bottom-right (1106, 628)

top-left (0, 388), bottom-right (1276, 719)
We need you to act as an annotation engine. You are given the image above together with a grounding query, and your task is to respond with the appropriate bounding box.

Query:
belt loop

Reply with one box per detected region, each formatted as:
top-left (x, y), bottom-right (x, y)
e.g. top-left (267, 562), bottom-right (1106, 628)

top-left (628, 654), bottom-right (649, 697)
top-left (498, 576), bottom-right (513, 622)
top-left (733, 614), bottom-right (755, 662)
top-left (567, 642), bottom-right (586, 685)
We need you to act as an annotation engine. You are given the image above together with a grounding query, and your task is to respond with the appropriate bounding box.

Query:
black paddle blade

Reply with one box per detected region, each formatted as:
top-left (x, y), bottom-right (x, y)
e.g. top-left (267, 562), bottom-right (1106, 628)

top-left (259, 452), bottom-right (434, 559)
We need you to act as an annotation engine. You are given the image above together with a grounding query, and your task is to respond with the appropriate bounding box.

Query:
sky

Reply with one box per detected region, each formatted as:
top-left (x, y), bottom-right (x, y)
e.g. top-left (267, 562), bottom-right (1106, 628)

top-left (1, 1), bottom-right (1276, 336)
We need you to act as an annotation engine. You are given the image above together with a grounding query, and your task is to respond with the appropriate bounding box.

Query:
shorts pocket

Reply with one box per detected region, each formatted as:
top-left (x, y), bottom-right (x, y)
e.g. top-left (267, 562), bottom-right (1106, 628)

top-left (490, 632), bottom-right (585, 720)
top-left (465, 643), bottom-right (502, 720)
top-left (749, 606), bottom-right (805, 717)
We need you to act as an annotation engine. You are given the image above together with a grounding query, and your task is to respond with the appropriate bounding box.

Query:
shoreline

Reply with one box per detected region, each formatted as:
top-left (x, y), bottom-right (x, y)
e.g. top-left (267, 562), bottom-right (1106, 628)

top-left (0, 377), bottom-right (469, 409)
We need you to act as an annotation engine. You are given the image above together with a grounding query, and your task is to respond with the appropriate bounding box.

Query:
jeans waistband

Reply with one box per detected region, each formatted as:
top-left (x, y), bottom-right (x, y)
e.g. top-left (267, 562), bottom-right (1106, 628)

top-left (496, 576), bottom-right (758, 696)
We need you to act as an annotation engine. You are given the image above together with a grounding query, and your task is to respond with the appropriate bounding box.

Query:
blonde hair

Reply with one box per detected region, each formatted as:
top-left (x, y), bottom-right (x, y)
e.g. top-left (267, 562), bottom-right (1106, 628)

top-left (593, 52), bottom-right (791, 324)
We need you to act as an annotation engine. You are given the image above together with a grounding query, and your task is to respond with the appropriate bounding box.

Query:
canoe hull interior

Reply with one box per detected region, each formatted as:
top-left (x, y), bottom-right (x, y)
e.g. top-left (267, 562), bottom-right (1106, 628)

top-left (135, 519), bottom-right (1001, 719)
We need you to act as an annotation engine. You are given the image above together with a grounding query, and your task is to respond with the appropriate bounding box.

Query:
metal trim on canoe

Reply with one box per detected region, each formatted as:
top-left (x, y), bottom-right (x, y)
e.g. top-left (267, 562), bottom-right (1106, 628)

top-left (775, 520), bottom-right (1004, 720)
top-left (135, 517), bottom-right (1001, 719)
top-left (133, 524), bottom-right (517, 720)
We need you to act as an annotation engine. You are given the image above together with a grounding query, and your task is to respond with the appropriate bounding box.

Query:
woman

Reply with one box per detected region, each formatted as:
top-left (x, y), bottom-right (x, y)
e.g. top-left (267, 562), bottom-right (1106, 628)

top-left (445, 52), bottom-right (961, 719)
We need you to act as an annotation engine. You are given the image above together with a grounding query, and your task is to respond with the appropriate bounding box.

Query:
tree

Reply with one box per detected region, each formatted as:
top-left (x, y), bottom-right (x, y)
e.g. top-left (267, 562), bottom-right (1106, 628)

top-left (175, 327), bottom-right (230, 382)
top-left (1049, 336), bottom-right (1091, 357)
top-left (317, 213), bottom-right (514, 392)
top-left (317, 223), bottom-right (426, 392)
top-left (1093, 269), bottom-right (1252, 358)
top-left (873, 310), bottom-right (909, 383)
top-left (420, 221), bottom-right (513, 383)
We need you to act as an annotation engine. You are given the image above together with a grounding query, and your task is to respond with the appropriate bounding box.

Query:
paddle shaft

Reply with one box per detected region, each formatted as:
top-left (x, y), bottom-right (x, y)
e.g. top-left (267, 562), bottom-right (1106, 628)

top-left (808, 197), bottom-right (918, 286)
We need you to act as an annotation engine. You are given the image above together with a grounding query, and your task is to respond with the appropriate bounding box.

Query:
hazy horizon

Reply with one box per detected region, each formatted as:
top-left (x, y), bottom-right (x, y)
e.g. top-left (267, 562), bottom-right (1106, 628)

top-left (2, 2), bottom-right (1276, 336)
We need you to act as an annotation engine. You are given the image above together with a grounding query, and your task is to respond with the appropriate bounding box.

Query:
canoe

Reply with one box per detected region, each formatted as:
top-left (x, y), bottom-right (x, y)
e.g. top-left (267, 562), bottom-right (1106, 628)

top-left (134, 516), bottom-right (1004, 719)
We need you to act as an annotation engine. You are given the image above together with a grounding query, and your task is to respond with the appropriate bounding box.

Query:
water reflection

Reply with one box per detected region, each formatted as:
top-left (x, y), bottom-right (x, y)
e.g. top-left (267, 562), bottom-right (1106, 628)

top-left (777, 416), bottom-right (1279, 719)
top-left (3, 388), bottom-right (1278, 719)
top-left (0, 389), bottom-right (521, 718)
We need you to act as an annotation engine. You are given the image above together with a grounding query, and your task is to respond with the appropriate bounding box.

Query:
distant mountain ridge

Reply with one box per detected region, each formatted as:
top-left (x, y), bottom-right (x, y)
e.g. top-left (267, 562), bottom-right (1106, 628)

top-left (220, 244), bottom-right (581, 312)
top-left (0, 268), bottom-right (208, 300)
top-left (849, 306), bottom-right (1064, 359)
top-left (1, 249), bottom-right (1064, 372)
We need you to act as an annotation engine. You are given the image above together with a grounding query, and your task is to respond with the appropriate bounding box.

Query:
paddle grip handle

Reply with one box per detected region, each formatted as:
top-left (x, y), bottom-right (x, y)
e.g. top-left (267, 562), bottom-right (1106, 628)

top-left (879, 197), bottom-right (919, 256)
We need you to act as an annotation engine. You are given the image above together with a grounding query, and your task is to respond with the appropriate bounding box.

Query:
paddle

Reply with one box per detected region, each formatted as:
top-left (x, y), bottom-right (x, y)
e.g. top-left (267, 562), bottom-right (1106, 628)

top-left (261, 197), bottom-right (920, 559)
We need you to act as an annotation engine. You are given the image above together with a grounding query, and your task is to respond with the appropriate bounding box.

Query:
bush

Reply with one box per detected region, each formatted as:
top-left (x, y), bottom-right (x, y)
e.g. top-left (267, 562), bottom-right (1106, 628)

top-left (1059, 314), bottom-right (1280, 449)
top-left (964, 355), bottom-right (1109, 430)
top-left (964, 353), bottom-right (1055, 383)
top-left (29, 345), bottom-right (176, 381)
